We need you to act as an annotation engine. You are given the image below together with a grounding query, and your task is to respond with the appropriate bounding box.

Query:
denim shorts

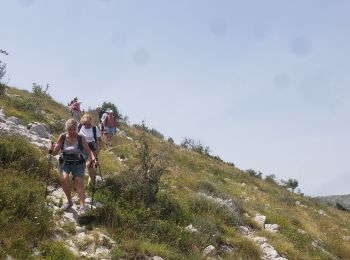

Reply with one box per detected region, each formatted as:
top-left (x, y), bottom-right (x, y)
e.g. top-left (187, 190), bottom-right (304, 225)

top-left (105, 127), bottom-right (116, 135)
top-left (59, 163), bottom-right (85, 177)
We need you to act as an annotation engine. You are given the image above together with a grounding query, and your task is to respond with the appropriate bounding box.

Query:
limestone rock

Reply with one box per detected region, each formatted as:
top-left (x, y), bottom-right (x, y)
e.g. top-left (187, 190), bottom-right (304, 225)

top-left (95, 246), bottom-right (111, 259)
top-left (203, 245), bottom-right (217, 258)
top-left (148, 257), bottom-right (164, 260)
top-left (219, 245), bottom-right (234, 255)
top-left (343, 236), bottom-right (350, 241)
top-left (238, 226), bottom-right (252, 235)
top-left (255, 214), bottom-right (266, 228)
top-left (7, 116), bottom-right (21, 125)
top-left (29, 123), bottom-right (51, 139)
top-left (185, 224), bottom-right (198, 233)
top-left (265, 224), bottom-right (279, 233)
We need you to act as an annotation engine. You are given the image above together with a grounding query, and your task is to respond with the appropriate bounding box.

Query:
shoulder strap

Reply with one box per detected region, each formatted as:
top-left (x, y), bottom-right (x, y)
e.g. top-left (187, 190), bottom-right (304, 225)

top-left (93, 126), bottom-right (97, 143)
top-left (78, 123), bottom-right (82, 133)
top-left (60, 133), bottom-right (66, 150)
top-left (77, 135), bottom-right (83, 152)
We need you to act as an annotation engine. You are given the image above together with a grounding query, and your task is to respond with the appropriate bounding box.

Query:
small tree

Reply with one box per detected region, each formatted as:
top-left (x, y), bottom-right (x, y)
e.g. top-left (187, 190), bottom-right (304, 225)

top-left (0, 49), bottom-right (8, 97)
top-left (101, 101), bottom-right (122, 121)
top-left (284, 178), bottom-right (299, 193)
top-left (123, 135), bottom-right (168, 205)
top-left (265, 174), bottom-right (277, 183)
top-left (181, 137), bottom-right (210, 155)
top-left (246, 169), bottom-right (262, 179)
top-left (32, 83), bottom-right (50, 97)
top-left (0, 50), bottom-right (8, 81)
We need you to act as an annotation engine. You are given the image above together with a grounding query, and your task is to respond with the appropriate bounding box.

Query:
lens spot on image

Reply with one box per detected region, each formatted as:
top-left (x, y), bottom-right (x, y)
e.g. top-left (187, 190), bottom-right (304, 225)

top-left (274, 73), bottom-right (290, 90)
top-left (110, 32), bottom-right (128, 48)
top-left (210, 19), bottom-right (228, 37)
top-left (18, 0), bottom-right (35, 7)
top-left (253, 24), bottom-right (269, 40)
top-left (289, 36), bottom-right (311, 56)
top-left (132, 49), bottom-right (150, 66)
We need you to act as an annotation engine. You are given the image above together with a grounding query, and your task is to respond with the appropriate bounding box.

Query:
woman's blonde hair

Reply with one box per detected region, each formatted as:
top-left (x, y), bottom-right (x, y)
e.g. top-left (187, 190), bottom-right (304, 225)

top-left (80, 113), bottom-right (93, 124)
top-left (65, 118), bottom-right (78, 130)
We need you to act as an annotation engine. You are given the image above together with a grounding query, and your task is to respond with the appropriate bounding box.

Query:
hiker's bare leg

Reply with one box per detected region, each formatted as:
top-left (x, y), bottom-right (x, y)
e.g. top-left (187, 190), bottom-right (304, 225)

top-left (75, 177), bottom-right (85, 208)
top-left (61, 172), bottom-right (72, 202)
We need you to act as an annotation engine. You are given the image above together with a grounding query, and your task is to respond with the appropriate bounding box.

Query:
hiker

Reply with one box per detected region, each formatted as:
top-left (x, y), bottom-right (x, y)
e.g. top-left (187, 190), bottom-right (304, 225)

top-left (78, 113), bottom-right (101, 184)
top-left (49, 118), bottom-right (98, 216)
top-left (96, 106), bottom-right (105, 137)
top-left (70, 97), bottom-right (81, 123)
top-left (103, 109), bottom-right (116, 148)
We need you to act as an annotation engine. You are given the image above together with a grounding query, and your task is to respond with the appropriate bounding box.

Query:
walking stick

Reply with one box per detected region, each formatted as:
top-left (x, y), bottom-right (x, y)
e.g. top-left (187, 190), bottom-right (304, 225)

top-left (45, 142), bottom-right (54, 202)
top-left (97, 163), bottom-right (104, 181)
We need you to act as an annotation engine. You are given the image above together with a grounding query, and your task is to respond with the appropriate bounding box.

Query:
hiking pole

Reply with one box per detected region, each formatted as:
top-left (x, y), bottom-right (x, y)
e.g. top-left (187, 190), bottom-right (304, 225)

top-left (97, 163), bottom-right (104, 182)
top-left (45, 141), bottom-right (54, 202)
top-left (90, 160), bottom-right (97, 210)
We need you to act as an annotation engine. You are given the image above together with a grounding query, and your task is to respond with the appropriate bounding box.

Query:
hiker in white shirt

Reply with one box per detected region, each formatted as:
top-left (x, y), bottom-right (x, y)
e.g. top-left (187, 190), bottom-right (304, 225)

top-left (78, 113), bottom-right (101, 184)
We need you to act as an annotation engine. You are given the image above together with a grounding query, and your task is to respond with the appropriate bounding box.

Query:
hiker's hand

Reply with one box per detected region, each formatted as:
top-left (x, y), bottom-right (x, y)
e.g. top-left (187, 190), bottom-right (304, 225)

top-left (48, 142), bottom-right (55, 154)
top-left (94, 158), bottom-right (99, 166)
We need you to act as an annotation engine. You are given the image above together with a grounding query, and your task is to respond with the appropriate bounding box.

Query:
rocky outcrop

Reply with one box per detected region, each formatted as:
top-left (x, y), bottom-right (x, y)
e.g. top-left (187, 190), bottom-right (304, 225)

top-left (0, 109), bottom-right (52, 149)
top-left (46, 185), bottom-right (117, 259)
top-left (238, 225), bottom-right (287, 260)
top-left (29, 123), bottom-right (51, 139)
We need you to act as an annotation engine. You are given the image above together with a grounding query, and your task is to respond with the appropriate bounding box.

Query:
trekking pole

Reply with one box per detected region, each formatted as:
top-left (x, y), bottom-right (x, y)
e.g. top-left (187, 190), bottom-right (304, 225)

top-left (97, 163), bottom-right (104, 182)
top-left (90, 159), bottom-right (97, 210)
top-left (45, 141), bottom-right (54, 202)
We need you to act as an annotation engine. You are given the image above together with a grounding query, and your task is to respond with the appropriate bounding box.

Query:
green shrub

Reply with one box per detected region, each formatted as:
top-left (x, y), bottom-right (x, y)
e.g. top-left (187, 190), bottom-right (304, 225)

top-left (38, 241), bottom-right (77, 259)
top-left (0, 169), bottom-right (53, 258)
top-left (197, 180), bottom-right (221, 197)
top-left (0, 83), bottom-right (6, 97)
top-left (181, 137), bottom-right (210, 155)
top-left (133, 121), bottom-right (165, 140)
top-left (153, 192), bottom-right (191, 224)
top-left (118, 136), bottom-right (167, 205)
top-left (246, 169), bottom-right (262, 179)
top-left (32, 83), bottom-right (50, 98)
top-left (0, 135), bottom-right (48, 177)
top-left (101, 101), bottom-right (123, 121)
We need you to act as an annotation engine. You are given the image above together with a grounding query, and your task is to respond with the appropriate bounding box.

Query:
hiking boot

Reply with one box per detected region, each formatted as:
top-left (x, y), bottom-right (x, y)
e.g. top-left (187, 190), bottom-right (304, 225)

top-left (62, 201), bottom-right (73, 211)
top-left (79, 206), bottom-right (86, 216)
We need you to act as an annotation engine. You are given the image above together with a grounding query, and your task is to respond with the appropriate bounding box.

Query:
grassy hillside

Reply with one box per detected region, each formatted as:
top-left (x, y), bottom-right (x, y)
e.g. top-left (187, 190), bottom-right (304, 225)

top-left (1, 85), bottom-right (350, 259)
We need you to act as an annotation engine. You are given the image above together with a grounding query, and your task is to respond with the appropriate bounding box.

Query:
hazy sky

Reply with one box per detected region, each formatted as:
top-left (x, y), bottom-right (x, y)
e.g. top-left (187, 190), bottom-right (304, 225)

top-left (2, 0), bottom-right (350, 196)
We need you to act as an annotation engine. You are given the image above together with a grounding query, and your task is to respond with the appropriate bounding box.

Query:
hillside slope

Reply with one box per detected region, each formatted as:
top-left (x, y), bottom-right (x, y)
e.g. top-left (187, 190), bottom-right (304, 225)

top-left (1, 86), bottom-right (350, 259)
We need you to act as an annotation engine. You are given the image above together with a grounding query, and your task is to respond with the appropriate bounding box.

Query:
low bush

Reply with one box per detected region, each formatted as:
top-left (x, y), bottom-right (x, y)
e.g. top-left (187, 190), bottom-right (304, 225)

top-left (0, 169), bottom-right (53, 259)
top-left (0, 83), bottom-right (6, 97)
top-left (0, 135), bottom-right (48, 177)
top-left (38, 241), bottom-right (76, 259)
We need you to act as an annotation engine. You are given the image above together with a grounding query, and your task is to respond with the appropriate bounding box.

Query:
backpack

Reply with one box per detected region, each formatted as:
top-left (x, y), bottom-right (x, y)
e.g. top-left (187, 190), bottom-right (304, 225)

top-left (60, 133), bottom-right (83, 152)
top-left (78, 123), bottom-right (97, 143)
top-left (104, 115), bottom-right (116, 128)
top-left (98, 110), bottom-right (105, 123)
top-left (59, 133), bottom-right (85, 164)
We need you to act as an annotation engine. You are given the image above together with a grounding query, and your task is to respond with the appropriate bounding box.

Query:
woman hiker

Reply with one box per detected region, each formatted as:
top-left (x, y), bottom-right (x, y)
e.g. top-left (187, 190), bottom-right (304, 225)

top-left (78, 113), bottom-right (102, 185)
top-left (49, 118), bottom-right (99, 216)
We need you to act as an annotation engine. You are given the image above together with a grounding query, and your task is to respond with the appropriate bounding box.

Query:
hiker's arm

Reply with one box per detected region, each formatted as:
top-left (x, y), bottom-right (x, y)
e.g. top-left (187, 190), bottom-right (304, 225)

top-left (97, 137), bottom-right (102, 154)
top-left (50, 135), bottom-right (62, 156)
top-left (82, 136), bottom-right (96, 161)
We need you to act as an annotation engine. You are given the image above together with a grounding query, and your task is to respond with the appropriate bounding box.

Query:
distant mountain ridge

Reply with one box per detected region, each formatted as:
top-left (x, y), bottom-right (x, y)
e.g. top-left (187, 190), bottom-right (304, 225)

top-left (317, 194), bottom-right (350, 211)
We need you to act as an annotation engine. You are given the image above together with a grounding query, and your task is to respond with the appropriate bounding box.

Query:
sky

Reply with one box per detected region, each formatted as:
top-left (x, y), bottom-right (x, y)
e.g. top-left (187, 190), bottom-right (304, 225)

top-left (1, 0), bottom-right (350, 196)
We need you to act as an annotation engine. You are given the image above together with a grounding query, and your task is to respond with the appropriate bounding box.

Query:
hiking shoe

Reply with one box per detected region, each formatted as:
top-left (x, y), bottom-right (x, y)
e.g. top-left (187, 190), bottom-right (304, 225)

top-left (79, 206), bottom-right (86, 216)
top-left (62, 201), bottom-right (73, 211)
